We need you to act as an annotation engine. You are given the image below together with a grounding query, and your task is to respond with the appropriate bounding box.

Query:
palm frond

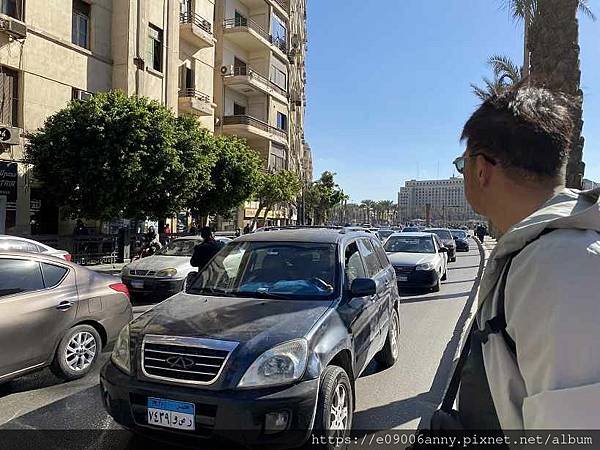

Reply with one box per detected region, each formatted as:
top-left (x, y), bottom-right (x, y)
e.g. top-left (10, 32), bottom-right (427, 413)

top-left (578, 0), bottom-right (596, 21)
top-left (471, 83), bottom-right (491, 101)
top-left (488, 54), bottom-right (522, 83)
top-left (500, 0), bottom-right (537, 24)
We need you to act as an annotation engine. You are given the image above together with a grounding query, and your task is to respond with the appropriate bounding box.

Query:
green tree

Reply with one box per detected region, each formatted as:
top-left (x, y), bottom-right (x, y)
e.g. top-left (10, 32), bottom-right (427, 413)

top-left (26, 91), bottom-right (208, 221)
top-left (191, 134), bottom-right (263, 220)
top-left (306, 172), bottom-right (346, 225)
top-left (251, 170), bottom-right (303, 227)
top-left (500, 0), bottom-right (595, 187)
top-left (472, 54), bottom-right (523, 100)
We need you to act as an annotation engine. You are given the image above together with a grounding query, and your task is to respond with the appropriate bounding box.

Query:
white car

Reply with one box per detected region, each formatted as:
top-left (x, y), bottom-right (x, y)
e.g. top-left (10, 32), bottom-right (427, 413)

top-left (0, 235), bottom-right (72, 261)
top-left (121, 236), bottom-right (230, 301)
top-left (383, 232), bottom-right (448, 292)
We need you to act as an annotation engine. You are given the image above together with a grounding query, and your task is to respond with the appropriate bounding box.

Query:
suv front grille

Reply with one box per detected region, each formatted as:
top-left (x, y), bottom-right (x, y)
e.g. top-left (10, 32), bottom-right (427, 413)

top-left (141, 335), bottom-right (238, 385)
top-left (394, 265), bottom-right (415, 274)
top-left (130, 270), bottom-right (157, 276)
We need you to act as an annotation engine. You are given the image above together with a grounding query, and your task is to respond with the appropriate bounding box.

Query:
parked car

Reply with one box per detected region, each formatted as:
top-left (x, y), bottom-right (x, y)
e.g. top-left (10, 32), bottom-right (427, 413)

top-left (377, 229), bottom-right (395, 241)
top-left (424, 228), bottom-right (456, 262)
top-left (0, 252), bottom-right (132, 384)
top-left (101, 228), bottom-right (401, 447)
top-left (383, 232), bottom-right (448, 292)
top-left (0, 235), bottom-right (72, 261)
top-left (401, 226), bottom-right (421, 233)
top-left (122, 236), bottom-right (231, 302)
top-left (450, 229), bottom-right (470, 252)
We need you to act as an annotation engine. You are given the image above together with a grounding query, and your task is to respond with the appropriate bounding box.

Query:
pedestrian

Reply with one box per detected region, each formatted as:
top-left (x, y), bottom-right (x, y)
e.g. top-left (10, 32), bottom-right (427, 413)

top-left (243, 223), bottom-right (251, 235)
top-left (164, 223), bottom-right (171, 235)
top-left (190, 226), bottom-right (224, 272)
top-left (189, 222), bottom-right (198, 235)
top-left (475, 223), bottom-right (486, 243)
top-left (73, 219), bottom-right (89, 236)
top-left (437, 82), bottom-right (600, 431)
top-left (235, 227), bottom-right (241, 237)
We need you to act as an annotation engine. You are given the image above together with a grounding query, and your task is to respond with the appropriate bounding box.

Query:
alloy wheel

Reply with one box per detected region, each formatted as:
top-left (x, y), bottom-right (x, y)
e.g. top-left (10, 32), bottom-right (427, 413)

top-left (65, 331), bottom-right (97, 371)
top-left (390, 313), bottom-right (399, 359)
top-left (329, 383), bottom-right (349, 430)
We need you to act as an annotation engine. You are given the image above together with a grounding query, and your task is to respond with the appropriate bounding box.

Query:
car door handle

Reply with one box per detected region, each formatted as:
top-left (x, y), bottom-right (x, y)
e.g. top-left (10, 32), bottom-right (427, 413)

top-left (56, 301), bottom-right (74, 311)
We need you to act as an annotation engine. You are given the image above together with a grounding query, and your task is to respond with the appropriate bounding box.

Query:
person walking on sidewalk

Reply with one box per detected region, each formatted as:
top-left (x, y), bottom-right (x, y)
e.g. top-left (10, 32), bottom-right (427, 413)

top-left (190, 226), bottom-right (224, 272)
top-left (475, 223), bottom-right (487, 243)
top-left (445, 82), bottom-right (600, 430)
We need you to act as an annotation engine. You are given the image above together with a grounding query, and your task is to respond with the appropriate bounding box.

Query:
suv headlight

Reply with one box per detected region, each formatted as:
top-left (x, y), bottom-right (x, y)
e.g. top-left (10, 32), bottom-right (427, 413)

top-left (238, 339), bottom-right (308, 388)
top-left (416, 262), bottom-right (435, 271)
top-left (156, 268), bottom-right (177, 277)
top-left (111, 325), bottom-right (131, 374)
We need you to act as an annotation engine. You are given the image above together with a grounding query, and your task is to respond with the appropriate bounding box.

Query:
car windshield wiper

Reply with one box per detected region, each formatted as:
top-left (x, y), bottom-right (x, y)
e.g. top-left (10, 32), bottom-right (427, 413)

top-left (235, 290), bottom-right (291, 300)
top-left (190, 287), bottom-right (234, 297)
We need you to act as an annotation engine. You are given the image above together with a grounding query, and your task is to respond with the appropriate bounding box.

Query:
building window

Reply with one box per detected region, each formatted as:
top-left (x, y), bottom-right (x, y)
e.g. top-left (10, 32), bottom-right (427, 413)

top-left (276, 112), bottom-right (287, 131)
top-left (72, 87), bottom-right (92, 101)
top-left (148, 24), bottom-right (163, 72)
top-left (233, 103), bottom-right (246, 116)
top-left (270, 65), bottom-right (287, 90)
top-left (0, 67), bottom-right (19, 127)
top-left (1, 0), bottom-right (23, 20)
top-left (234, 10), bottom-right (247, 27)
top-left (271, 14), bottom-right (287, 51)
top-left (72, 0), bottom-right (90, 49)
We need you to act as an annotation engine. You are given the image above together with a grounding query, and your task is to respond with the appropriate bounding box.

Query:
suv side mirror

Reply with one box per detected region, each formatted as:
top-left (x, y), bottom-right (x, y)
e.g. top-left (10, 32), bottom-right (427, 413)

top-left (185, 272), bottom-right (199, 292)
top-left (438, 247), bottom-right (448, 253)
top-left (350, 278), bottom-right (377, 297)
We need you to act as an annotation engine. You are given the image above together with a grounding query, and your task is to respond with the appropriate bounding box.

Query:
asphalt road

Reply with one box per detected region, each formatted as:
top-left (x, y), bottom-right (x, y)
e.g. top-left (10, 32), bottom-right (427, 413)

top-left (0, 240), bottom-right (483, 447)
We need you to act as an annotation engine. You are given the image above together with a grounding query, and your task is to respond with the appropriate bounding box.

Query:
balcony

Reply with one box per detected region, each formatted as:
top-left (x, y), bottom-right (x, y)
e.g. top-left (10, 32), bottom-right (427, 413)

top-left (271, 0), bottom-right (289, 16)
top-left (223, 115), bottom-right (288, 146)
top-left (178, 89), bottom-right (213, 116)
top-left (224, 67), bottom-right (288, 104)
top-left (180, 12), bottom-right (215, 48)
top-left (223, 17), bottom-right (287, 59)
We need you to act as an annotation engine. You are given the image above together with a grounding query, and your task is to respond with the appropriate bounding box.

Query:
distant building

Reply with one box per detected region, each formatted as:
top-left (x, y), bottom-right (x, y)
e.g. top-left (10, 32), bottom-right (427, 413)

top-left (397, 177), bottom-right (484, 224)
top-left (582, 179), bottom-right (599, 190)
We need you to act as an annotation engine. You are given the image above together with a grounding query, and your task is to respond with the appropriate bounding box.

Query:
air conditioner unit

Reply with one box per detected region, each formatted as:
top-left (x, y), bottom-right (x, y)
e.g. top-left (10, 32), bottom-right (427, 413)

top-left (0, 17), bottom-right (27, 39)
top-left (0, 125), bottom-right (21, 145)
top-left (73, 89), bottom-right (93, 101)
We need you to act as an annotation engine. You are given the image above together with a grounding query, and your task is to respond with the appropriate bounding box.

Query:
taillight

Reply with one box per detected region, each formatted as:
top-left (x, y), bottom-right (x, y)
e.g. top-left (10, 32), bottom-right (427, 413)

top-left (109, 283), bottom-right (130, 300)
top-left (64, 253), bottom-right (72, 262)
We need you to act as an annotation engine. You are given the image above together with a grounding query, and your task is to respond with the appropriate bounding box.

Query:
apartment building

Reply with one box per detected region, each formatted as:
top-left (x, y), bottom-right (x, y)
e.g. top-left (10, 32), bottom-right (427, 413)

top-left (213, 0), bottom-right (308, 226)
top-left (398, 177), bottom-right (484, 224)
top-left (582, 178), bottom-right (599, 191)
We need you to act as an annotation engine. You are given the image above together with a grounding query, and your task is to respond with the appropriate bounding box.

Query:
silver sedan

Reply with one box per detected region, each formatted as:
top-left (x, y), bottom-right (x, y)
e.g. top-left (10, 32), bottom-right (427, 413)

top-left (0, 251), bottom-right (132, 384)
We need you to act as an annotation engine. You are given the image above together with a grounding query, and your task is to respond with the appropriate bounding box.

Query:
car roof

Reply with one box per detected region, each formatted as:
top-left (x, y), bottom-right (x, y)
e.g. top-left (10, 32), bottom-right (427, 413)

top-left (425, 228), bottom-right (451, 232)
top-left (236, 228), bottom-right (374, 244)
top-left (0, 250), bottom-right (75, 266)
top-left (0, 234), bottom-right (54, 250)
top-left (389, 232), bottom-right (435, 238)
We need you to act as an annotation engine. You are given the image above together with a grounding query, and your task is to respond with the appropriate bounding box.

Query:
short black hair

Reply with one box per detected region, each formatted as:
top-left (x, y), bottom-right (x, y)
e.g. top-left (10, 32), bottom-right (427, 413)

top-left (200, 226), bottom-right (213, 239)
top-left (461, 82), bottom-right (574, 180)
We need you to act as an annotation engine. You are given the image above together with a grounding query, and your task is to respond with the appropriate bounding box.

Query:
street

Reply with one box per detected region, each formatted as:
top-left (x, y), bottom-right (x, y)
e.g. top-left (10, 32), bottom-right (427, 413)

top-left (0, 239), bottom-right (483, 447)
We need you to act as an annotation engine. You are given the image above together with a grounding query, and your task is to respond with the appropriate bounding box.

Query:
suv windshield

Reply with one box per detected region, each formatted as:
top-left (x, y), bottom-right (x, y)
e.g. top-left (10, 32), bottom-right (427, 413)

top-left (378, 230), bottom-right (394, 239)
top-left (384, 236), bottom-right (435, 254)
top-left (427, 229), bottom-right (453, 241)
top-left (155, 239), bottom-right (198, 257)
top-left (451, 230), bottom-right (467, 239)
top-left (189, 242), bottom-right (338, 300)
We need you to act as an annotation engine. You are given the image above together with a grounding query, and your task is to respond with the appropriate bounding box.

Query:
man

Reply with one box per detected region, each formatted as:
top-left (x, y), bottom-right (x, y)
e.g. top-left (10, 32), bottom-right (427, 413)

top-left (452, 83), bottom-right (600, 429)
top-left (190, 226), bottom-right (224, 271)
top-left (475, 223), bottom-right (487, 242)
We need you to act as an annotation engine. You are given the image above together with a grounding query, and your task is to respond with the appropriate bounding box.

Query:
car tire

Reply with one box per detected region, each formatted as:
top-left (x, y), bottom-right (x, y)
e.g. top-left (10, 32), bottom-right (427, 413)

top-left (50, 324), bottom-right (102, 381)
top-left (432, 278), bottom-right (441, 292)
top-left (313, 366), bottom-right (353, 448)
top-left (375, 308), bottom-right (400, 368)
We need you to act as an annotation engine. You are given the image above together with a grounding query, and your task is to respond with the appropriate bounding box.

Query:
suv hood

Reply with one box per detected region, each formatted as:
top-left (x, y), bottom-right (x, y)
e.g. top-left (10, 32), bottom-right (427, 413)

top-left (131, 292), bottom-right (332, 356)
top-left (386, 252), bottom-right (436, 266)
top-left (126, 255), bottom-right (192, 273)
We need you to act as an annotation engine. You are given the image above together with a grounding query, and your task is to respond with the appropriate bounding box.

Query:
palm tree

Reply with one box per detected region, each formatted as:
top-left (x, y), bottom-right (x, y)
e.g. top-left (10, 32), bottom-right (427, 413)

top-left (361, 200), bottom-right (375, 224)
top-left (502, 0), bottom-right (595, 188)
top-left (471, 54), bottom-right (523, 100)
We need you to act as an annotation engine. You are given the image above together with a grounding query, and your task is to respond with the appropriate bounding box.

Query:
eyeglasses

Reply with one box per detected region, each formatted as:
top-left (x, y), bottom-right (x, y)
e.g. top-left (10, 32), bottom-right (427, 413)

top-left (453, 152), bottom-right (497, 174)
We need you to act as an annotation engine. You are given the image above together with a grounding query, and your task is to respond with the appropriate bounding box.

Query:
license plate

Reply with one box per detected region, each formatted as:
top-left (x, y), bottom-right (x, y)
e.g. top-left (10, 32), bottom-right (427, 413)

top-left (131, 280), bottom-right (144, 289)
top-left (397, 276), bottom-right (408, 282)
top-left (147, 397), bottom-right (195, 431)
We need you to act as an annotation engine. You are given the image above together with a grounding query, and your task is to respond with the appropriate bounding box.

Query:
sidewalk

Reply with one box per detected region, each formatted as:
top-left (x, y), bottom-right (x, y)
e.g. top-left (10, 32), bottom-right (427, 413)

top-left (86, 260), bottom-right (129, 275)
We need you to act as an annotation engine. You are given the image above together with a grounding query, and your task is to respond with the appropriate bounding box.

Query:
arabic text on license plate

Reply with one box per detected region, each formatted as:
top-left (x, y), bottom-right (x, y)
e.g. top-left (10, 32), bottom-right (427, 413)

top-left (398, 276), bottom-right (408, 282)
top-left (147, 397), bottom-right (195, 431)
top-left (131, 280), bottom-right (144, 289)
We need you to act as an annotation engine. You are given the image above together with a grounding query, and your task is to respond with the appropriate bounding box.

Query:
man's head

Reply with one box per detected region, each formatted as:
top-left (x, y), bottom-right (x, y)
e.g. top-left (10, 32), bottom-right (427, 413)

top-left (200, 226), bottom-right (213, 241)
top-left (457, 83), bottom-right (574, 218)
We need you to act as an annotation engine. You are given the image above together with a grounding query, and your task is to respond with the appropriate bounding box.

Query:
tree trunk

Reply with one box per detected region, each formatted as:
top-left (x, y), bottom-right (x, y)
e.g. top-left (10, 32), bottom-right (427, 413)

top-left (251, 203), bottom-right (264, 228)
top-left (529, 0), bottom-right (584, 188)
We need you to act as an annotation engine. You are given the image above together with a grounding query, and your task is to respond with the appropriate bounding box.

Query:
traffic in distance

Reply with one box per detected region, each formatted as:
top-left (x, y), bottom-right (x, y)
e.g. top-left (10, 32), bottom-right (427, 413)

top-left (0, 224), bottom-right (475, 447)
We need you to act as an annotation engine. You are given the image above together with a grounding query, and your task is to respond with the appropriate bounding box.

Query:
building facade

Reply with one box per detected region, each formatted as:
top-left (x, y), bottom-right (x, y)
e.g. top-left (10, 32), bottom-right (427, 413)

top-left (398, 177), bottom-right (484, 225)
top-left (582, 178), bottom-right (599, 191)
top-left (0, 0), bottom-right (309, 234)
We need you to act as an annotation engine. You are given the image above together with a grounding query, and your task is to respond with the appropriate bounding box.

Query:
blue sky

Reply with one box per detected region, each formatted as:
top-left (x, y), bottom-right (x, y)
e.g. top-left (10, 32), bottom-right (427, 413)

top-left (305, 0), bottom-right (600, 202)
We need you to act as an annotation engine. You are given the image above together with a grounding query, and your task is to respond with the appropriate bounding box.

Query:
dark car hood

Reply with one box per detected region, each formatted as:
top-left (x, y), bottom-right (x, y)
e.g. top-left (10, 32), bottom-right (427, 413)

top-left (131, 293), bottom-right (332, 355)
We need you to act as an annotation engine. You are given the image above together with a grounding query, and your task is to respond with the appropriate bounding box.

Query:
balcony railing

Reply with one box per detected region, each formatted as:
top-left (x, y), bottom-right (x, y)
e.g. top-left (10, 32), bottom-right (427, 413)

top-left (178, 88), bottom-right (211, 102)
top-left (229, 67), bottom-right (287, 97)
top-left (180, 11), bottom-right (212, 34)
top-left (223, 115), bottom-right (288, 141)
top-left (273, 0), bottom-right (289, 11)
top-left (223, 17), bottom-right (287, 53)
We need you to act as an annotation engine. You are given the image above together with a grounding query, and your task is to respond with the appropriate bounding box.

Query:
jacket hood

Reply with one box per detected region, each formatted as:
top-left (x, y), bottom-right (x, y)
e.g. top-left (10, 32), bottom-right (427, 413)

top-left (492, 188), bottom-right (600, 260)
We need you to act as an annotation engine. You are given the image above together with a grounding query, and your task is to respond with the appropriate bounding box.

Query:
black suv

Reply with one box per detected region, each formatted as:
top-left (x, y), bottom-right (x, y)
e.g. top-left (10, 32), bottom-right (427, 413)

top-left (100, 229), bottom-right (401, 447)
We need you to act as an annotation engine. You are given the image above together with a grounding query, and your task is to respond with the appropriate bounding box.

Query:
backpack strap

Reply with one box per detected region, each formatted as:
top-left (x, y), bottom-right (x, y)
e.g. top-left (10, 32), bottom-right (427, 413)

top-left (440, 228), bottom-right (556, 412)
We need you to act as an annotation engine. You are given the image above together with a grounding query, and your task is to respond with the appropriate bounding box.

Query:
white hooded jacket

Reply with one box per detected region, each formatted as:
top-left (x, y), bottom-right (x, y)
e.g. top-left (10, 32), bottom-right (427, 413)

top-left (477, 187), bottom-right (600, 429)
